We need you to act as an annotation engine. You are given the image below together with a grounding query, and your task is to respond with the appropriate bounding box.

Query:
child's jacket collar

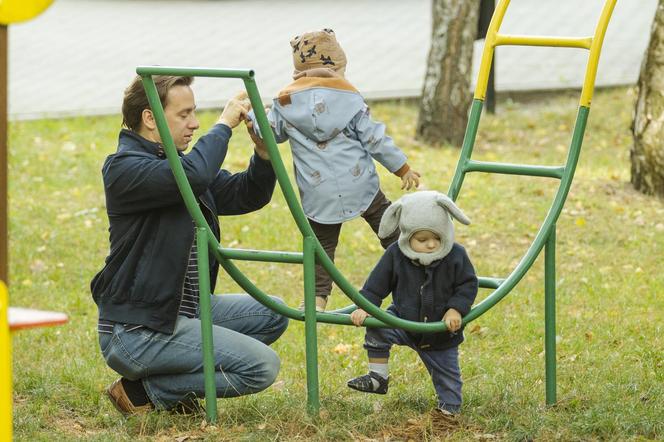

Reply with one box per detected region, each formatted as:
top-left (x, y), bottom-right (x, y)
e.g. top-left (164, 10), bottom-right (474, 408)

top-left (277, 76), bottom-right (358, 106)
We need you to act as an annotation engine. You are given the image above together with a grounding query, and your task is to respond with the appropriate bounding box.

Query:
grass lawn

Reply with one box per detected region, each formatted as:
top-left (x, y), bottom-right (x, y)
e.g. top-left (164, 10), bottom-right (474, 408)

top-left (8, 86), bottom-right (663, 441)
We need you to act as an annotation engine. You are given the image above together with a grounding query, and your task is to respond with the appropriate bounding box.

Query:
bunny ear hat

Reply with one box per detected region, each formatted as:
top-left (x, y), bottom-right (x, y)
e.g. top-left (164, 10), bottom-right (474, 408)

top-left (378, 191), bottom-right (470, 265)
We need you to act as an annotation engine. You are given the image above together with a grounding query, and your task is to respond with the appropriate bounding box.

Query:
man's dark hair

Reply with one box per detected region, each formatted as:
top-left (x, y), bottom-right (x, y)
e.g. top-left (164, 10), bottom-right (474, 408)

top-left (121, 75), bottom-right (193, 131)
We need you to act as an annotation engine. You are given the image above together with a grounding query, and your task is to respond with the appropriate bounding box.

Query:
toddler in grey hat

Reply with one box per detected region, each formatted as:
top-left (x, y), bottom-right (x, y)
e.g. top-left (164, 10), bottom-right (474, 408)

top-left (347, 190), bottom-right (478, 415)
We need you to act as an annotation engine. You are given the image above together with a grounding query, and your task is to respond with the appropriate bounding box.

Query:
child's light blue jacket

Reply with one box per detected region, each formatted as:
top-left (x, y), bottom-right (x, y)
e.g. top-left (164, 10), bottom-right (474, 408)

top-left (251, 76), bottom-right (408, 224)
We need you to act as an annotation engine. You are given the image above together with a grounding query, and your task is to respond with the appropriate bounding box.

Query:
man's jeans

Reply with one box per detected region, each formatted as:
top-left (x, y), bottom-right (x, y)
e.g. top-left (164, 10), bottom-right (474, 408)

top-left (99, 294), bottom-right (289, 410)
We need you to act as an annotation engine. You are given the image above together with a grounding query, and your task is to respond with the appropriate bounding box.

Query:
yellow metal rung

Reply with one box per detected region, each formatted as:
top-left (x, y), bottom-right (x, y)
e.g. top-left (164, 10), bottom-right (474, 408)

top-left (494, 34), bottom-right (592, 49)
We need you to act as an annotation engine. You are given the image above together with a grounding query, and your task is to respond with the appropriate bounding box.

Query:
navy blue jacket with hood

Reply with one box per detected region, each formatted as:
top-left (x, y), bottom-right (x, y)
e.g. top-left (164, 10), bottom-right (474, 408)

top-left (90, 125), bottom-right (276, 334)
top-left (360, 242), bottom-right (478, 350)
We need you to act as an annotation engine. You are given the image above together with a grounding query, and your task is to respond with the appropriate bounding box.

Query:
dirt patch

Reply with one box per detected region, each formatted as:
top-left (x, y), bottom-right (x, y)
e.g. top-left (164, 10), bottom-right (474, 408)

top-left (353, 409), bottom-right (502, 441)
top-left (51, 415), bottom-right (102, 438)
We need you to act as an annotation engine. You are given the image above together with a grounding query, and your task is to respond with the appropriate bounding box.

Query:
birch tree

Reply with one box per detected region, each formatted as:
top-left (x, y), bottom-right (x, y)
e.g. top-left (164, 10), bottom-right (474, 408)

top-left (417, 0), bottom-right (479, 147)
top-left (632, 0), bottom-right (664, 197)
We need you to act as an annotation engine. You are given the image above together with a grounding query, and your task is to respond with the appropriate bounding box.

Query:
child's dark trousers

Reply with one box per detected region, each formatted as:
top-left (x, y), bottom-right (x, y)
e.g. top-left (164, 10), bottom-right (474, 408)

top-left (308, 189), bottom-right (399, 299)
top-left (365, 325), bottom-right (463, 412)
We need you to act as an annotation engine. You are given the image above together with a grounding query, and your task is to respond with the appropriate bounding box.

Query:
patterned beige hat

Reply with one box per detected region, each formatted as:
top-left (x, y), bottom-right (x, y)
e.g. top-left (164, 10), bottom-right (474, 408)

top-left (291, 28), bottom-right (347, 77)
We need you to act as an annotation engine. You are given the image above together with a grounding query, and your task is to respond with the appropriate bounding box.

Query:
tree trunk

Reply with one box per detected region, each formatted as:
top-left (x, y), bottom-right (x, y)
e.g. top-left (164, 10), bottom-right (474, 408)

top-left (631, 0), bottom-right (664, 197)
top-left (417, 0), bottom-right (479, 147)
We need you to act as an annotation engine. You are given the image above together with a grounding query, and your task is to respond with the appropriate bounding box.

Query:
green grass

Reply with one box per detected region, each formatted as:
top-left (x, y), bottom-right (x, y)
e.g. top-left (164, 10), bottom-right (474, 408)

top-left (8, 87), bottom-right (663, 441)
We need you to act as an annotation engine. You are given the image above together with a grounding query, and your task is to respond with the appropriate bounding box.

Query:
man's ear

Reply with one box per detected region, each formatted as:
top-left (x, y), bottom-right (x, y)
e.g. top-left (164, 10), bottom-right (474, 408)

top-left (141, 108), bottom-right (156, 131)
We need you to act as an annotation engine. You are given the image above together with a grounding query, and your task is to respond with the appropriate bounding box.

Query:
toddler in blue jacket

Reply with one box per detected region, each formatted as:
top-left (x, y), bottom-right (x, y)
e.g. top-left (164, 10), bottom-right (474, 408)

top-left (347, 191), bottom-right (478, 414)
top-left (251, 29), bottom-right (421, 311)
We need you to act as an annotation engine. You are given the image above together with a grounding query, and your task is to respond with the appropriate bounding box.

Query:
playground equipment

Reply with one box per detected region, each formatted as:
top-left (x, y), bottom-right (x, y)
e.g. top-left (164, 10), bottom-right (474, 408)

top-left (2, 3), bottom-right (63, 438)
top-left (137, 0), bottom-right (616, 423)
top-left (1, 0), bottom-right (56, 284)
top-left (1, 282), bottom-right (68, 440)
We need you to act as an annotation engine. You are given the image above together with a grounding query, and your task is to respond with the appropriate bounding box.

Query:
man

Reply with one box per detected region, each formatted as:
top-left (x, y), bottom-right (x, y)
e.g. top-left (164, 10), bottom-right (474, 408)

top-left (91, 75), bottom-right (288, 415)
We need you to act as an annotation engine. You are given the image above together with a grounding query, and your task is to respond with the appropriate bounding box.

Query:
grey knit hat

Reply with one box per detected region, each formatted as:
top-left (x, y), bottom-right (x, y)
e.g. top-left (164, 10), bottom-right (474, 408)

top-left (378, 191), bottom-right (471, 265)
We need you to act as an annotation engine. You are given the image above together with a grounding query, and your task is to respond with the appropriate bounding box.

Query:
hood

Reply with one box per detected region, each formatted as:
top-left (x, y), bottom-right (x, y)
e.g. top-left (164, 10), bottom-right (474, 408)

top-left (378, 191), bottom-right (471, 266)
top-left (273, 77), bottom-right (365, 143)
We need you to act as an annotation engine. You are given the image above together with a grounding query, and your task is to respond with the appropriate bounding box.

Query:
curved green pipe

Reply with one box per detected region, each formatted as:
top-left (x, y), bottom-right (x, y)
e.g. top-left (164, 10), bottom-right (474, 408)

top-left (140, 67), bottom-right (587, 335)
top-left (451, 105), bottom-right (589, 324)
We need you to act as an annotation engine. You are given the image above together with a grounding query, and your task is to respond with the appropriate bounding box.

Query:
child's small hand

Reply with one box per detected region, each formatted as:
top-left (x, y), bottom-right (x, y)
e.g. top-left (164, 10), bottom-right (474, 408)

top-left (400, 169), bottom-right (421, 190)
top-left (350, 308), bottom-right (369, 326)
top-left (443, 308), bottom-right (462, 332)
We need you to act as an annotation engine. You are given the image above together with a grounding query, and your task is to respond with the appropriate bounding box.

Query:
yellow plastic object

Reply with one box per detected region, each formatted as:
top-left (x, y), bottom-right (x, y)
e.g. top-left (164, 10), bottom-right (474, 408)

top-left (0, 0), bottom-right (53, 25)
top-left (0, 281), bottom-right (11, 441)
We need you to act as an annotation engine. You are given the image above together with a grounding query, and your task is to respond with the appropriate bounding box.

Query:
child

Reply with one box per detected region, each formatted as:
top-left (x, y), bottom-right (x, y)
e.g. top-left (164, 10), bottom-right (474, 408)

top-left (347, 191), bottom-right (478, 415)
top-left (250, 29), bottom-right (420, 311)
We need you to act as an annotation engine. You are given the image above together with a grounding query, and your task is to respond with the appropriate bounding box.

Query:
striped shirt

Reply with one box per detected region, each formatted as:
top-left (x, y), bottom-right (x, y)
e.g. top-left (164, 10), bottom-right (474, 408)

top-left (179, 240), bottom-right (200, 318)
top-left (98, 233), bottom-right (201, 334)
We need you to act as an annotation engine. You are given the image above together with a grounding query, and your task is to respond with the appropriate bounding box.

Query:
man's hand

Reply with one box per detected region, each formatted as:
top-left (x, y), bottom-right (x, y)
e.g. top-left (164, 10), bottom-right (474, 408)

top-left (443, 308), bottom-right (462, 333)
top-left (218, 91), bottom-right (250, 129)
top-left (350, 308), bottom-right (369, 327)
top-left (245, 119), bottom-right (269, 160)
top-left (400, 169), bottom-right (421, 190)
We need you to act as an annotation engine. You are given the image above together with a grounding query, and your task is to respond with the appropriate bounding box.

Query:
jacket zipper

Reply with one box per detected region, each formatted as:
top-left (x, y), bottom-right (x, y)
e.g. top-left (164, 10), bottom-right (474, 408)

top-left (420, 284), bottom-right (428, 322)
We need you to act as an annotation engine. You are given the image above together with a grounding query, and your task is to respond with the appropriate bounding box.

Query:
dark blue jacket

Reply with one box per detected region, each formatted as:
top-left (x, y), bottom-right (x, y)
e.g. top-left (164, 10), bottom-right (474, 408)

top-left (361, 242), bottom-right (478, 350)
top-left (91, 125), bottom-right (276, 334)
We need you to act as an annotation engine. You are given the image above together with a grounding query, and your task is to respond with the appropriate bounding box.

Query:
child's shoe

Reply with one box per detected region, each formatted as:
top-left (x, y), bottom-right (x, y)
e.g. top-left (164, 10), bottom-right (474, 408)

top-left (437, 404), bottom-right (460, 416)
top-left (298, 296), bottom-right (327, 312)
top-left (347, 371), bottom-right (389, 394)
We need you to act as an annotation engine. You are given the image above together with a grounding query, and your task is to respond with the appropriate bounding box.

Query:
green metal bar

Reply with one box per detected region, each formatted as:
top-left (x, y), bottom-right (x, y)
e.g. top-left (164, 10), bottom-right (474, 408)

top-left (197, 227), bottom-right (218, 422)
top-left (465, 160), bottom-right (565, 179)
top-left (242, 78), bottom-right (318, 239)
top-left (137, 66), bottom-right (255, 79)
top-left (213, 242), bottom-right (425, 330)
top-left (140, 76), bottom-right (210, 231)
top-left (461, 106), bottom-right (590, 324)
top-left (545, 226), bottom-right (557, 405)
top-left (479, 277), bottom-right (505, 289)
top-left (312, 245), bottom-right (452, 331)
top-left (330, 275), bottom-right (505, 315)
top-left (449, 99), bottom-right (484, 200)
top-left (218, 247), bottom-right (303, 264)
top-left (303, 236), bottom-right (320, 415)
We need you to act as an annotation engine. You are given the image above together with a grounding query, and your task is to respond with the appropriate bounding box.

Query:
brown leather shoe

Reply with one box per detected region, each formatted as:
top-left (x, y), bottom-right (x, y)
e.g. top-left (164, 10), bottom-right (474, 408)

top-left (106, 378), bottom-right (153, 416)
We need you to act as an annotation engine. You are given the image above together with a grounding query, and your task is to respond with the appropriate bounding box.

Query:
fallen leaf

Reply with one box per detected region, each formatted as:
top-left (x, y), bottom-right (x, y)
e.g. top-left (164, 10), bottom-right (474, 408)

top-left (333, 343), bottom-right (352, 354)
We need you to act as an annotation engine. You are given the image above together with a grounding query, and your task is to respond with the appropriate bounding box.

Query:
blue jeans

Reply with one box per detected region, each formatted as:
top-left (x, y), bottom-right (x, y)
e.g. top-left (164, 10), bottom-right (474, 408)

top-left (99, 294), bottom-right (289, 410)
top-left (365, 326), bottom-right (462, 412)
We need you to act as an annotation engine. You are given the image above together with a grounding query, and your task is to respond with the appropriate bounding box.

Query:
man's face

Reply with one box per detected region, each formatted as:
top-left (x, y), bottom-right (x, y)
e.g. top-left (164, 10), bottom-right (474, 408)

top-left (162, 85), bottom-right (200, 151)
